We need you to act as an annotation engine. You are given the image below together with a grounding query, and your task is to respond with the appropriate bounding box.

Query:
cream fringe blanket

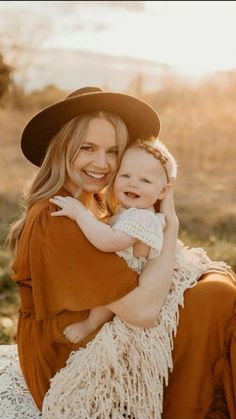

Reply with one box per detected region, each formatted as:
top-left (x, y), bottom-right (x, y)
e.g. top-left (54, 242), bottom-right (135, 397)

top-left (42, 247), bottom-right (229, 419)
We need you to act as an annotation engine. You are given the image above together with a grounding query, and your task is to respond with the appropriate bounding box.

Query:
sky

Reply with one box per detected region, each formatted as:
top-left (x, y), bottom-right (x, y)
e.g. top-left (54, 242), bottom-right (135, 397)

top-left (1, 1), bottom-right (236, 84)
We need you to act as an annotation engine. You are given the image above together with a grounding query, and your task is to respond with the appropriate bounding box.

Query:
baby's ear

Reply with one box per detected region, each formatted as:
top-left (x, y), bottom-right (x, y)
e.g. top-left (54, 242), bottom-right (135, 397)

top-left (159, 183), bottom-right (171, 200)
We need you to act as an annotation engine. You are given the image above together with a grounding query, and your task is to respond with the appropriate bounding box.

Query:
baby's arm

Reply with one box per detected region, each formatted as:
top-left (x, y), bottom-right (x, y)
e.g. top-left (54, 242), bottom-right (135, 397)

top-left (50, 196), bottom-right (137, 252)
top-left (63, 306), bottom-right (114, 343)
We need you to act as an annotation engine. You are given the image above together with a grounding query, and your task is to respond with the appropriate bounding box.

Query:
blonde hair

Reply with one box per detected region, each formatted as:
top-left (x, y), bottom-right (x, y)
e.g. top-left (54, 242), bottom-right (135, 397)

top-left (106, 136), bottom-right (178, 215)
top-left (135, 137), bottom-right (178, 180)
top-left (8, 111), bottom-right (129, 253)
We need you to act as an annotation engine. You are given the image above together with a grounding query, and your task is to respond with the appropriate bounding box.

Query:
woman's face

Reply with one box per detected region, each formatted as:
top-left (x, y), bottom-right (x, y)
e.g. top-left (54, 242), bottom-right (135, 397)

top-left (70, 117), bottom-right (118, 194)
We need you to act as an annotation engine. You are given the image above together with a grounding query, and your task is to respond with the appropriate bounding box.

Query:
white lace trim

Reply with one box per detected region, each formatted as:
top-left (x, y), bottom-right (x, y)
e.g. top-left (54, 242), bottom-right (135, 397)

top-left (0, 344), bottom-right (41, 418)
top-left (42, 247), bottom-right (229, 419)
top-left (114, 208), bottom-right (165, 273)
top-left (113, 208), bottom-right (164, 251)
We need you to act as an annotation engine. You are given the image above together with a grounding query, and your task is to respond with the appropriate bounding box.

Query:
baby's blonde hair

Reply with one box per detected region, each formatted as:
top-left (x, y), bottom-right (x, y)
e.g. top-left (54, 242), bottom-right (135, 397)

top-left (133, 137), bottom-right (178, 181)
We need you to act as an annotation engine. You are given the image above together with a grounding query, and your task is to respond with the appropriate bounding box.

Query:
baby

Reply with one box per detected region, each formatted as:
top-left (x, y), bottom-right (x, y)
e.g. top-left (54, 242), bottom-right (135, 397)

top-left (50, 138), bottom-right (177, 343)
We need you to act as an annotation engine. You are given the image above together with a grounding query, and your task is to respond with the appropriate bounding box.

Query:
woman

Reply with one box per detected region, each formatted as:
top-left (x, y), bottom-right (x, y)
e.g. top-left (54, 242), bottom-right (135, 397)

top-left (1, 86), bottom-right (235, 418)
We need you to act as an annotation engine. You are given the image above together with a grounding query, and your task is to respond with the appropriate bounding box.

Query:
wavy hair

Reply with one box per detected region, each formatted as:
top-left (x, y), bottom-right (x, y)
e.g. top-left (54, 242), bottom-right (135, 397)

top-left (8, 111), bottom-right (129, 253)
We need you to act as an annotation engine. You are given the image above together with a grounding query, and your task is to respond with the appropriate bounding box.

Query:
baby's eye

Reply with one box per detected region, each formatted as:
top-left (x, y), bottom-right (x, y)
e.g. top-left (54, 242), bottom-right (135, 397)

top-left (81, 146), bottom-right (93, 152)
top-left (120, 173), bottom-right (130, 178)
top-left (141, 178), bottom-right (151, 183)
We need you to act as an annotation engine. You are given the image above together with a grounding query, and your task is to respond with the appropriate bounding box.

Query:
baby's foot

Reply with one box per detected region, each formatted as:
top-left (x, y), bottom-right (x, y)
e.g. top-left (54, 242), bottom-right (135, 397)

top-left (63, 321), bottom-right (91, 343)
top-left (63, 323), bottom-right (83, 343)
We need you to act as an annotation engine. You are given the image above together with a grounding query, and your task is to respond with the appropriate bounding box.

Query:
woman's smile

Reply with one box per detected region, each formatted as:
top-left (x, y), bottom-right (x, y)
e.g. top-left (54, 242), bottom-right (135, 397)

top-left (82, 170), bottom-right (109, 183)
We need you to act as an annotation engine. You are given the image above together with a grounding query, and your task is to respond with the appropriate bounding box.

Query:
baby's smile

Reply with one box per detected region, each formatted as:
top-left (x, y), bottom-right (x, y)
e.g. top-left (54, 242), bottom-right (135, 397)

top-left (124, 192), bottom-right (140, 199)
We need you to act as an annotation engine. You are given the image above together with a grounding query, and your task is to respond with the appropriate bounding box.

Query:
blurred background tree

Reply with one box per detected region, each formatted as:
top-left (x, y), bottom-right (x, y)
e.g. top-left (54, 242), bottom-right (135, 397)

top-left (0, 52), bottom-right (11, 103)
top-left (0, 9), bottom-right (51, 107)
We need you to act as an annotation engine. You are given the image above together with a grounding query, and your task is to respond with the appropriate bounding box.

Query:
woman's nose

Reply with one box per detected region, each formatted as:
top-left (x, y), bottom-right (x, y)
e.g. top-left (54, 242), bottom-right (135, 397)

top-left (93, 152), bottom-right (109, 169)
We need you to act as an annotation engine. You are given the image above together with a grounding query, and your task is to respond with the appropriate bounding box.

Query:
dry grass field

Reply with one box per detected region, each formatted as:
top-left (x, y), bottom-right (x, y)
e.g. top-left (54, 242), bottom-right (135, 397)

top-left (0, 76), bottom-right (235, 343)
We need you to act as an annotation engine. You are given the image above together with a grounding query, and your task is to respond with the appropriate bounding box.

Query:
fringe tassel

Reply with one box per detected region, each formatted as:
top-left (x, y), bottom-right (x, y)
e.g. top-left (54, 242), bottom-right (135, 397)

top-left (42, 247), bottom-right (229, 419)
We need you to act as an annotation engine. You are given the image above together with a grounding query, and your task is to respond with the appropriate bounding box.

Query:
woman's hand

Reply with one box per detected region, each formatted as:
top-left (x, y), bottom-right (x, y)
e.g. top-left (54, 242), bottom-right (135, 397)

top-left (160, 178), bottom-right (179, 230)
top-left (50, 196), bottom-right (85, 221)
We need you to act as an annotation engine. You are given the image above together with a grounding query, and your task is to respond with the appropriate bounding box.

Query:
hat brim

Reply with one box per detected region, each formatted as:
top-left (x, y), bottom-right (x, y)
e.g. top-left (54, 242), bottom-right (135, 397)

top-left (21, 91), bottom-right (160, 166)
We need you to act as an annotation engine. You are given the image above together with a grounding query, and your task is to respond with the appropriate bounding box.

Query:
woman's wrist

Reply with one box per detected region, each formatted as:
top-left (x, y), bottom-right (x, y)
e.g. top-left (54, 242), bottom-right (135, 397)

top-left (165, 217), bottom-right (179, 234)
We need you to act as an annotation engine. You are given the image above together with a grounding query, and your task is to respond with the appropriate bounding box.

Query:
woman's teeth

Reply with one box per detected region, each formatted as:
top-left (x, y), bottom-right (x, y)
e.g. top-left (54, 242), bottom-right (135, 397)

top-left (84, 171), bottom-right (106, 179)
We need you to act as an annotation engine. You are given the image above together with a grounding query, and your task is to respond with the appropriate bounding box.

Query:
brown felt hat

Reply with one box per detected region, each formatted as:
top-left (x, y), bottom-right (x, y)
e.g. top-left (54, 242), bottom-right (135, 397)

top-left (21, 86), bottom-right (160, 166)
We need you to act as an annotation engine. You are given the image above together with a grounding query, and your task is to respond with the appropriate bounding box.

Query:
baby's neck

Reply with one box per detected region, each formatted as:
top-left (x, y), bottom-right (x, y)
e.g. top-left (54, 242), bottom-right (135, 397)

top-left (118, 205), bottom-right (155, 213)
top-left (109, 205), bottom-right (156, 227)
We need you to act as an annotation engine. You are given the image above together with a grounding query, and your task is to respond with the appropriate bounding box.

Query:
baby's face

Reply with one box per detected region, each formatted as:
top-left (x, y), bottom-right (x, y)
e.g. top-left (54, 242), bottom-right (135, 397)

top-left (114, 147), bottom-right (168, 209)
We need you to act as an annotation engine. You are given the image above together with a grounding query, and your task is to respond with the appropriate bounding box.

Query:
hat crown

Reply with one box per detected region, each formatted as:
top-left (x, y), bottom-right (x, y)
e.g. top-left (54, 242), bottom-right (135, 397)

top-left (65, 86), bottom-right (104, 100)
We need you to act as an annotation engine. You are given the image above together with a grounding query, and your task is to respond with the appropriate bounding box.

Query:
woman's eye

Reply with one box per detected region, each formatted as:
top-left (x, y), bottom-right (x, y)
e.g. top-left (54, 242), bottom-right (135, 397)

top-left (141, 178), bottom-right (151, 183)
top-left (81, 146), bottom-right (93, 152)
top-left (108, 149), bottom-right (118, 155)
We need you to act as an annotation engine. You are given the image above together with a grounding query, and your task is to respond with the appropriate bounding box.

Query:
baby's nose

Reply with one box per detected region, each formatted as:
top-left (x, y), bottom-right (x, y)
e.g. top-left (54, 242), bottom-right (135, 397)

top-left (128, 177), bottom-right (137, 187)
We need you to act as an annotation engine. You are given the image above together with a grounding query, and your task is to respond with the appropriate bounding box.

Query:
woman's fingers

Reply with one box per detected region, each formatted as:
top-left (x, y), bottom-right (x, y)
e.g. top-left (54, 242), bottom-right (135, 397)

top-left (160, 182), bottom-right (177, 218)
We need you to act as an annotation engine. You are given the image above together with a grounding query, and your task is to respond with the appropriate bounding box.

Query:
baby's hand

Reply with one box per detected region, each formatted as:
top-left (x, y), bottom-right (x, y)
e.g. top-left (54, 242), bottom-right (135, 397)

top-left (50, 196), bottom-right (84, 220)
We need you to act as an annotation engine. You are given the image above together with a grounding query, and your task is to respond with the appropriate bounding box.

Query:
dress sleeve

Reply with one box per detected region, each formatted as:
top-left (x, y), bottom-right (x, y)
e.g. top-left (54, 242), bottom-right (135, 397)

top-left (14, 202), bottom-right (138, 320)
top-left (113, 208), bottom-right (165, 255)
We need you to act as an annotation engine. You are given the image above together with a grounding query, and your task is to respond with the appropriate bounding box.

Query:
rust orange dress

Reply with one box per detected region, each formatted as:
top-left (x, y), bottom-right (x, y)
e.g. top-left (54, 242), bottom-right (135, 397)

top-left (163, 270), bottom-right (236, 419)
top-left (11, 192), bottom-right (236, 417)
top-left (11, 195), bottom-right (137, 410)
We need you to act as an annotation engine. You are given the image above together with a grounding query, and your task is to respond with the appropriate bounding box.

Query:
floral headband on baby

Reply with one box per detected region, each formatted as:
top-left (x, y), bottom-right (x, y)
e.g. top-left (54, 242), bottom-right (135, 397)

top-left (135, 139), bottom-right (169, 182)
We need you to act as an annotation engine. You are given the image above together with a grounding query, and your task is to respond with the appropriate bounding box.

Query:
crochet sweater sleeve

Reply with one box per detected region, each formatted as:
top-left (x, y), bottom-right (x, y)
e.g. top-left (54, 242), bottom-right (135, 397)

top-left (113, 207), bottom-right (165, 257)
